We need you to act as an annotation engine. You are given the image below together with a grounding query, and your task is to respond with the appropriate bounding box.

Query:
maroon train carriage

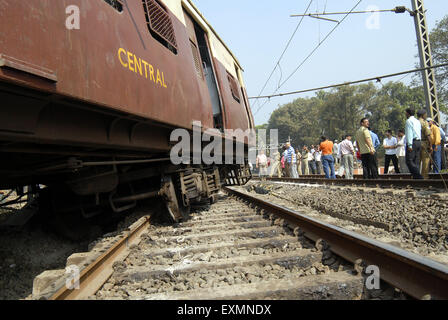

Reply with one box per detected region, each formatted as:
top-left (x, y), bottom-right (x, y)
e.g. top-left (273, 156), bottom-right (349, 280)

top-left (0, 0), bottom-right (254, 226)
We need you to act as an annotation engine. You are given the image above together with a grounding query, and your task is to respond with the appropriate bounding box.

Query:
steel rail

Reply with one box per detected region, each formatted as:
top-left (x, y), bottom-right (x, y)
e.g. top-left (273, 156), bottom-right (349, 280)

top-left (296, 174), bottom-right (448, 180)
top-left (49, 216), bottom-right (151, 300)
top-left (253, 177), bottom-right (447, 189)
top-left (224, 187), bottom-right (448, 300)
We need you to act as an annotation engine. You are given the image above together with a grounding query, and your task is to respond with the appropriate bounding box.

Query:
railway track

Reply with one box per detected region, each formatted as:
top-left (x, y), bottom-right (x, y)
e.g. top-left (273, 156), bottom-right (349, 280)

top-left (298, 174), bottom-right (448, 180)
top-left (254, 176), bottom-right (448, 190)
top-left (30, 187), bottom-right (448, 300)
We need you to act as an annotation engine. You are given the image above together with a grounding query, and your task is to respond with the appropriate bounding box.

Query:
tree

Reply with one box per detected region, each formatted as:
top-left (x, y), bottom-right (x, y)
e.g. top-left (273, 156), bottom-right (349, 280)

top-left (265, 82), bottom-right (426, 153)
top-left (267, 97), bottom-right (323, 148)
top-left (368, 82), bottom-right (425, 135)
top-left (430, 15), bottom-right (448, 113)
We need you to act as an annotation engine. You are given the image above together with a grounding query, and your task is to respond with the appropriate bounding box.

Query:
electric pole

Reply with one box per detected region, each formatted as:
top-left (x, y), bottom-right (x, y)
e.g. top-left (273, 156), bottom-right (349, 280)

top-left (412, 0), bottom-right (440, 124)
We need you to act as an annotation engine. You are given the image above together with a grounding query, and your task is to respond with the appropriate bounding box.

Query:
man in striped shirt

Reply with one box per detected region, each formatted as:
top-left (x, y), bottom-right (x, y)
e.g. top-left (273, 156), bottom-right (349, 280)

top-left (405, 108), bottom-right (423, 179)
top-left (285, 142), bottom-right (296, 178)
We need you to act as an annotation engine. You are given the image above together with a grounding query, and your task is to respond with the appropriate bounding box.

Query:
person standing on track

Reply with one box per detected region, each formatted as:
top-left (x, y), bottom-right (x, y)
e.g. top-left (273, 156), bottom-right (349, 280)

top-left (405, 108), bottom-right (423, 179)
top-left (332, 140), bottom-right (340, 167)
top-left (427, 118), bottom-right (442, 173)
top-left (396, 129), bottom-right (409, 174)
top-left (314, 148), bottom-right (323, 175)
top-left (269, 150), bottom-right (282, 178)
top-left (285, 142), bottom-right (296, 178)
top-left (302, 146), bottom-right (310, 175)
top-left (256, 149), bottom-right (268, 177)
top-left (440, 126), bottom-right (446, 170)
top-left (296, 148), bottom-right (303, 176)
top-left (281, 147), bottom-right (287, 177)
top-left (355, 118), bottom-right (378, 179)
top-left (416, 110), bottom-right (432, 179)
top-left (383, 130), bottom-right (400, 174)
top-left (339, 134), bottom-right (355, 179)
top-left (309, 145), bottom-right (317, 175)
top-left (319, 136), bottom-right (336, 179)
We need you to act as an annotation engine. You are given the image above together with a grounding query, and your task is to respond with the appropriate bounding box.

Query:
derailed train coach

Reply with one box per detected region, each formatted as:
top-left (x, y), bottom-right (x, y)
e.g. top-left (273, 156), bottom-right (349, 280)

top-left (0, 0), bottom-right (254, 223)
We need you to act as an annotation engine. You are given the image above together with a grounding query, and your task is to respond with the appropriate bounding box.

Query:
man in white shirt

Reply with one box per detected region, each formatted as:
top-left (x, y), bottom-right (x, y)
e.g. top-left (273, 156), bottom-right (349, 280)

top-left (405, 108), bottom-right (423, 179)
top-left (309, 146), bottom-right (317, 174)
top-left (314, 149), bottom-right (323, 175)
top-left (256, 149), bottom-right (268, 177)
top-left (332, 140), bottom-right (340, 166)
top-left (383, 130), bottom-right (400, 174)
top-left (339, 135), bottom-right (355, 179)
top-left (396, 129), bottom-right (409, 173)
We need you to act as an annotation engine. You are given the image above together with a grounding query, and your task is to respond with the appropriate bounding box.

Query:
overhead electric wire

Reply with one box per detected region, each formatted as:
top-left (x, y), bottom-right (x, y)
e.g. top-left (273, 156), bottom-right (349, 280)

top-left (251, 0), bottom-right (314, 111)
top-left (290, 7), bottom-right (410, 17)
top-left (248, 63), bottom-right (448, 100)
top-left (278, 0), bottom-right (363, 90)
top-left (254, 0), bottom-right (363, 116)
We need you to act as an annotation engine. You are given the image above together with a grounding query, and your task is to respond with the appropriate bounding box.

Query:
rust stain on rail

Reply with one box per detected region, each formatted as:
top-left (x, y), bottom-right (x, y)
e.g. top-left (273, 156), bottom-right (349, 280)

top-left (50, 216), bottom-right (151, 300)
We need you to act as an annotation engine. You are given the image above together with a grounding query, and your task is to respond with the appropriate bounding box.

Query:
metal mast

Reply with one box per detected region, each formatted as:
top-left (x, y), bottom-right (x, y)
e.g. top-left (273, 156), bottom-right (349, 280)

top-left (412, 0), bottom-right (440, 124)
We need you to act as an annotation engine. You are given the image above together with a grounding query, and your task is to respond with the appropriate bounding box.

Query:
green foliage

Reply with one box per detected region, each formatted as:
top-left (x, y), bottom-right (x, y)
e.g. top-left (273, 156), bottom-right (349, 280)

top-left (430, 15), bottom-right (448, 113)
top-left (266, 82), bottom-right (425, 149)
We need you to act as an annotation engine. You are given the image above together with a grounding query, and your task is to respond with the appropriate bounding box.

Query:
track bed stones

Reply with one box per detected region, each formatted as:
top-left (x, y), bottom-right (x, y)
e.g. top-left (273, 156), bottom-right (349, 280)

top-left (132, 272), bottom-right (364, 300)
top-left (95, 195), bottom-right (363, 300)
top-left (245, 181), bottom-right (448, 264)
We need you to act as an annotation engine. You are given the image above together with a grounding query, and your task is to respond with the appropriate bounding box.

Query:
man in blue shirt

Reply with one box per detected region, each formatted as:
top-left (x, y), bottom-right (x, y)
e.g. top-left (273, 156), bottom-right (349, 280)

top-left (370, 130), bottom-right (381, 150)
top-left (404, 108), bottom-right (423, 179)
top-left (369, 128), bottom-right (381, 174)
top-left (440, 127), bottom-right (446, 170)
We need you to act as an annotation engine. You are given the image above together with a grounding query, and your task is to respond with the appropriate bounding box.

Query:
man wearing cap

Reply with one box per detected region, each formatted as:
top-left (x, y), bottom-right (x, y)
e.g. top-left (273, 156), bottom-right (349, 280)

top-left (427, 118), bottom-right (442, 173)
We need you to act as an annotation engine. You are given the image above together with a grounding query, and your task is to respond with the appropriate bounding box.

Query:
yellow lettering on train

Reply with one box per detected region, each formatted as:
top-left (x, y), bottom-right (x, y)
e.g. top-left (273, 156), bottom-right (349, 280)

top-left (162, 72), bottom-right (167, 88)
top-left (118, 48), bottom-right (128, 68)
top-left (134, 56), bottom-right (143, 76)
top-left (142, 60), bottom-right (149, 79)
top-left (117, 48), bottom-right (168, 89)
top-left (156, 70), bottom-right (163, 87)
top-left (127, 51), bottom-right (134, 72)
top-left (149, 65), bottom-right (155, 83)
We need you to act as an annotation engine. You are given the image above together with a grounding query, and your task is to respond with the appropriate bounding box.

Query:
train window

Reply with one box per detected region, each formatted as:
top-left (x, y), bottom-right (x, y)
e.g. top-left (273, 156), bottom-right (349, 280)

top-left (227, 72), bottom-right (241, 103)
top-left (103, 0), bottom-right (123, 12)
top-left (142, 0), bottom-right (178, 55)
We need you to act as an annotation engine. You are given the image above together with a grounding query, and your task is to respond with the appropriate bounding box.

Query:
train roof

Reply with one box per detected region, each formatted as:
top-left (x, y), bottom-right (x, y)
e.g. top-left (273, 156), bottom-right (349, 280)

top-left (183, 0), bottom-right (244, 71)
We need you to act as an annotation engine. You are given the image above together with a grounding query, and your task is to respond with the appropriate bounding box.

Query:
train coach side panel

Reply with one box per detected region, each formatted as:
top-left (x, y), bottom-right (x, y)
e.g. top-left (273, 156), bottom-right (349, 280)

top-left (0, 0), bottom-right (214, 131)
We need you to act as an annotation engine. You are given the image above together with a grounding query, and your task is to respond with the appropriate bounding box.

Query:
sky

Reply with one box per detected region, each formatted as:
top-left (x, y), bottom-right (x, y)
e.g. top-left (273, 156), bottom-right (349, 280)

top-left (193, 0), bottom-right (448, 126)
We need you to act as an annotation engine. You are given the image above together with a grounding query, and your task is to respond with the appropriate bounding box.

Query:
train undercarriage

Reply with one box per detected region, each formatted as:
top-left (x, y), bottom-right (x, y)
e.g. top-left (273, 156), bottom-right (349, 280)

top-left (0, 152), bottom-right (252, 239)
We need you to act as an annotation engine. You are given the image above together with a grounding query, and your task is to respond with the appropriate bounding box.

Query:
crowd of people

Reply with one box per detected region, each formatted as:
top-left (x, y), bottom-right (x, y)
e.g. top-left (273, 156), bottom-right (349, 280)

top-left (255, 108), bottom-right (447, 180)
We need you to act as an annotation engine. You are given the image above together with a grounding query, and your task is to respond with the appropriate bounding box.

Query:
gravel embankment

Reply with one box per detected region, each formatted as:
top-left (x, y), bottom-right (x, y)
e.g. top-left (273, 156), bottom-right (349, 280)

top-left (243, 182), bottom-right (448, 264)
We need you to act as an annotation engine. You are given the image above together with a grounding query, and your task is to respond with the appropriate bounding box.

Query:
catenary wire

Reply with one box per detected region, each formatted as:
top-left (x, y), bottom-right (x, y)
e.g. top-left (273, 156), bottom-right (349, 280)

top-left (254, 0), bottom-right (363, 116)
top-left (248, 63), bottom-right (448, 100)
top-left (251, 0), bottom-right (314, 112)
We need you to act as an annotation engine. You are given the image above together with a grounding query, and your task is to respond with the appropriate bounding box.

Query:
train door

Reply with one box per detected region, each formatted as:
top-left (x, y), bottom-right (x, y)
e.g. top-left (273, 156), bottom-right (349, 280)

top-left (184, 11), bottom-right (224, 130)
top-left (234, 64), bottom-right (254, 129)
